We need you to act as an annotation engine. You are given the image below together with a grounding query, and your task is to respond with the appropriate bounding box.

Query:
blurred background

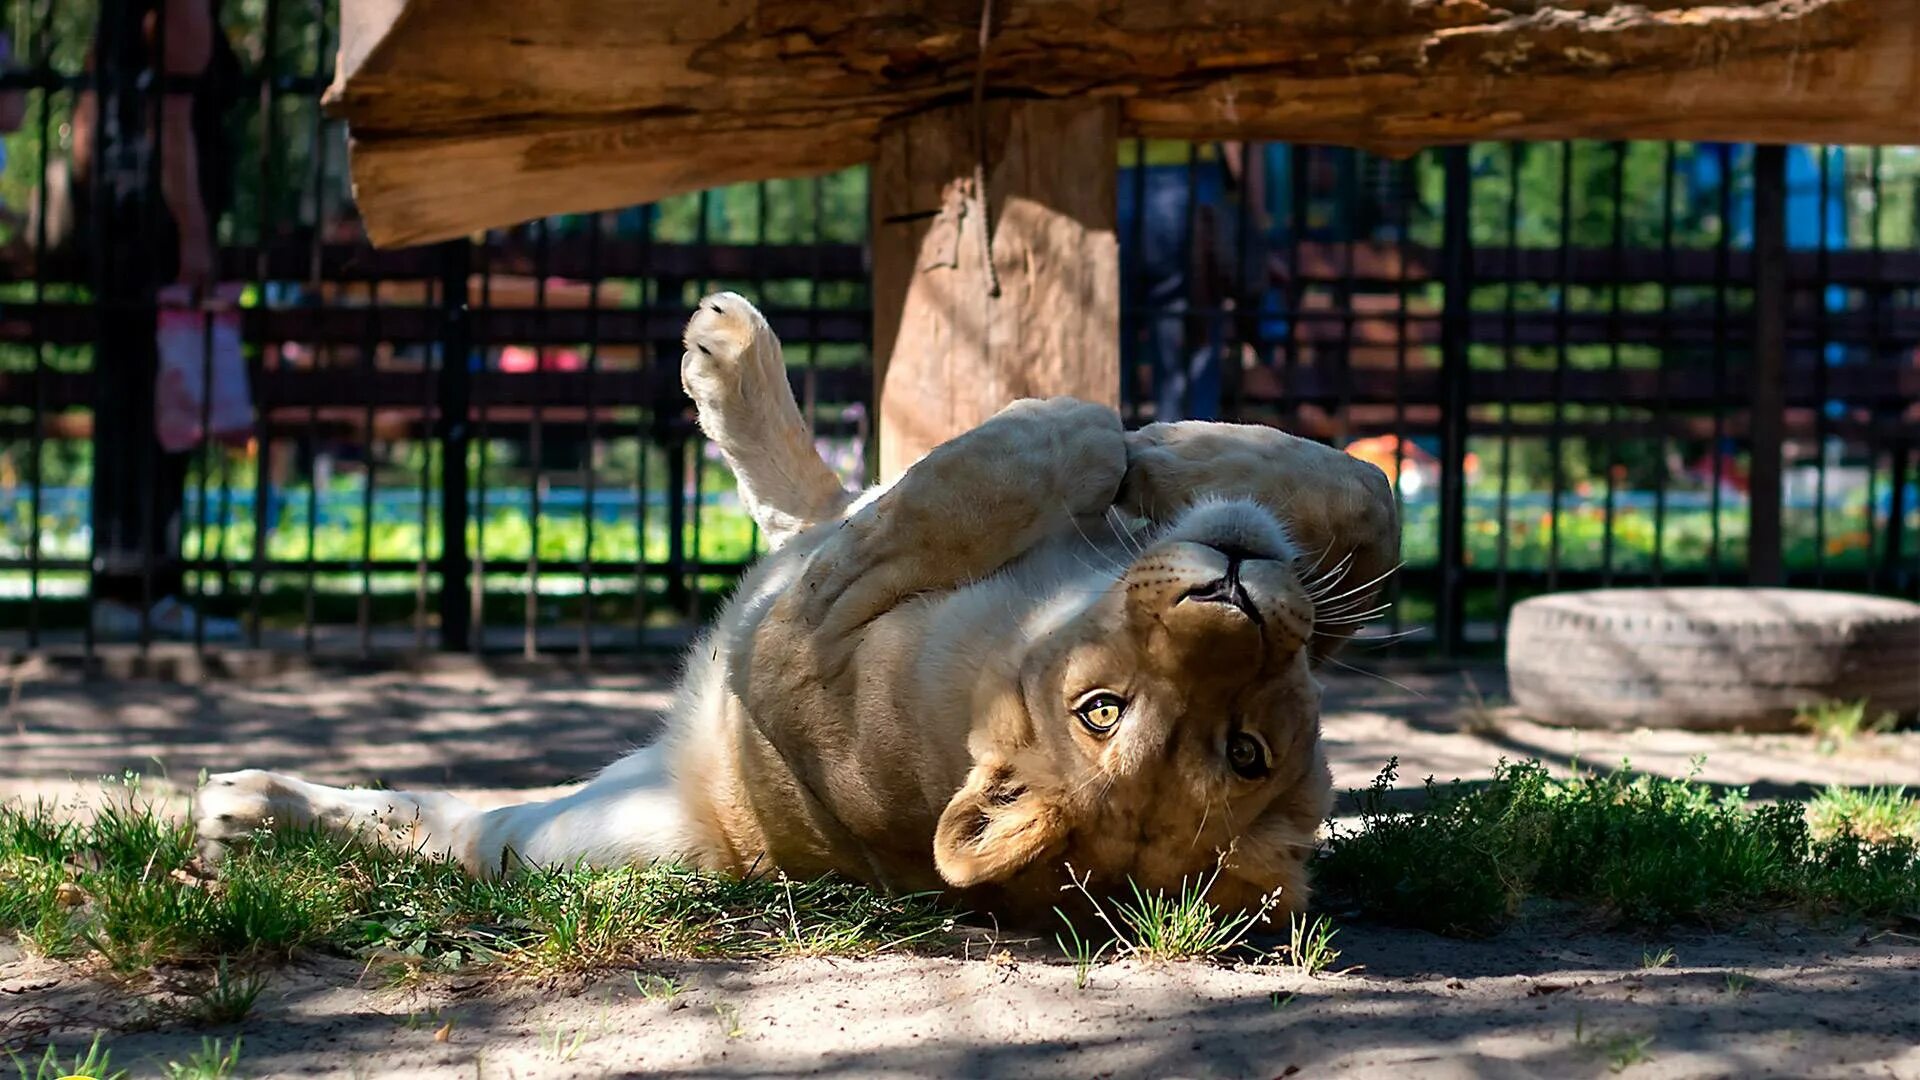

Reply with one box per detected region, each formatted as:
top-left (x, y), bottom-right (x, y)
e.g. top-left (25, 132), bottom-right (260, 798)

top-left (0, 0), bottom-right (1916, 662)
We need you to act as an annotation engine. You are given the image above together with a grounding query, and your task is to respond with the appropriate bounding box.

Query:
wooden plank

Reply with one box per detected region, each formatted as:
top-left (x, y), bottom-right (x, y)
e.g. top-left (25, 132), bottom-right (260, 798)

top-left (872, 98), bottom-right (1119, 481)
top-left (330, 0), bottom-right (1920, 246)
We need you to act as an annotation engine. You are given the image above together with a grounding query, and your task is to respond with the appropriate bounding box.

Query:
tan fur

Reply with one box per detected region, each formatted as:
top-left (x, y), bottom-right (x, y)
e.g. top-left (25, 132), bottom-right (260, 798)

top-left (195, 293), bottom-right (1399, 927)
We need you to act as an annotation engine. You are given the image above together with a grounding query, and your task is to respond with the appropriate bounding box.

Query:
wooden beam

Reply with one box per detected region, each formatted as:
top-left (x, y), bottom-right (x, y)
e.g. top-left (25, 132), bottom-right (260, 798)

top-left (871, 99), bottom-right (1119, 482)
top-left (330, 0), bottom-right (1920, 247)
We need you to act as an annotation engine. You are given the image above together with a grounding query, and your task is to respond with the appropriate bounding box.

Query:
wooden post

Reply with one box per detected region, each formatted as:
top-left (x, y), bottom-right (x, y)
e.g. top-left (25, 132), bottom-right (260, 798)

top-left (871, 99), bottom-right (1119, 482)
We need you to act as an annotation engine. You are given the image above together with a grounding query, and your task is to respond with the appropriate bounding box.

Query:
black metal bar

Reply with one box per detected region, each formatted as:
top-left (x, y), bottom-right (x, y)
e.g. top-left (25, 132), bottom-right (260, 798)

top-left (1709, 143), bottom-right (1733, 582)
top-left (1749, 144), bottom-right (1787, 586)
top-left (1436, 146), bottom-right (1473, 655)
top-left (436, 238), bottom-right (474, 651)
top-left (1600, 141), bottom-right (1625, 586)
top-left (1812, 144), bottom-right (1832, 587)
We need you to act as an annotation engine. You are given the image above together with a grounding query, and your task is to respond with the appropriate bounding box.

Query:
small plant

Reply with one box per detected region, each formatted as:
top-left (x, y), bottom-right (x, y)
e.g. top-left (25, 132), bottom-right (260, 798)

top-left (632, 973), bottom-right (685, 1001)
top-left (181, 958), bottom-right (266, 1025)
top-left (1454, 671), bottom-right (1509, 736)
top-left (1280, 913), bottom-right (1341, 976)
top-left (1639, 947), bottom-right (1675, 970)
top-left (713, 1003), bottom-right (745, 1039)
top-left (1806, 786), bottom-right (1920, 845)
top-left (164, 1037), bottom-right (244, 1080)
top-left (1269, 991), bottom-right (1295, 1010)
top-left (537, 1024), bottom-right (589, 1064)
top-left (8, 1035), bottom-right (128, 1080)
top-left (1723, 971), bottom-right (1754, 996)
top-left (1054, 918), bottom-right (1111, 990)
top-left (1795, 699), bottom-right (1896, 755)
top-left (1055, 858), bottom-right (1286, 964)
top-left (1575, 1014), bottom-right (1653, 1073)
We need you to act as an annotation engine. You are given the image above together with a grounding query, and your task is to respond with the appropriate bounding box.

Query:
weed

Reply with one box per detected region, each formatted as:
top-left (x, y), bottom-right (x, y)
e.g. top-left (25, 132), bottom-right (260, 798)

top-left (537, 1024), bottom-right (589, 1064)
top-left (1723, 971), bottom-right (1754, 996)
top-left (1639, 947), bottom-right (1675, 970)
top-left (163, 1037), bottom-right (244, 1080)
top-left (1054, 919), bottom-right (1111, 990)
top-left (8, 1034), bottom-right (128, 1080)
top-left (632, 973), bottom-right (685, 1001)
top-left (178, 958), bottom-right (265, 1025)
top-left (713, 1003), bottom-right (745, 1039)
top-left (1281, 914), bottom-right (1341, 976)
top-left (1454, 671), bottom-right (1509, 736)
top-left (1575, 1014), bottom-right (1654, 1073)
top-left (1806, 786), bottom-right (1920, 845)
top-left (1317, 758), bottom-right (1920, 936)
top-left (1056, 859), bottom-right (1287, 963)
top-left (1269, 991), bottom-right (1295, 1010)
top-left (1795, 699), bottom-right (1896, 755)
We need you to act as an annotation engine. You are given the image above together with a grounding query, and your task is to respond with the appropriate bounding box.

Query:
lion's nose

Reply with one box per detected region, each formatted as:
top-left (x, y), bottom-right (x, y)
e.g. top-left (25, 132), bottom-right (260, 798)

top-left (1182, 576), bottom-right (1239, 606)
top-left (1179, 571), bottom-right (1260, 622)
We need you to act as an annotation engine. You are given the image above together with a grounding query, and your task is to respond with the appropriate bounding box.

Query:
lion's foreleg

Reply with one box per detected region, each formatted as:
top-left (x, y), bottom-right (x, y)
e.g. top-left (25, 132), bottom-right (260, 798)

top-left (682, 292), bottom-right (853, 547)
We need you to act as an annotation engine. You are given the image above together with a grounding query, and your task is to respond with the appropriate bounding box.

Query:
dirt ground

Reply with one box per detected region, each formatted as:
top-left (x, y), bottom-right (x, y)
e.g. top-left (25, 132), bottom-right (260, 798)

top-left (3, 656), bottom-right (1918, 1079)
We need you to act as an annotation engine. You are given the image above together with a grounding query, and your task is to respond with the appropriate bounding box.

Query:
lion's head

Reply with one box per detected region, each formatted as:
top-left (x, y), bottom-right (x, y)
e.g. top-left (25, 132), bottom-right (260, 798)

top-left (933, 495), bottom-right (1341, 921)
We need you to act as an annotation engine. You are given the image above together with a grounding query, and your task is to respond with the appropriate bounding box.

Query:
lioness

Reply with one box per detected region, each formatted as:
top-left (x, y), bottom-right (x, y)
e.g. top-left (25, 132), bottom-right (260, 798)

top-left (196, 293), bottom-right (1397, 924)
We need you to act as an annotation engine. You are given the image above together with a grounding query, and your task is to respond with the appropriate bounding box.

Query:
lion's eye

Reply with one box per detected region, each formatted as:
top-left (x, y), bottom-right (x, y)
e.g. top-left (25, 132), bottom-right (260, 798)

top-left (1074, 693), bottom-right (1126, 735)
top-left (1226, 732), bottom-right (1269, 779)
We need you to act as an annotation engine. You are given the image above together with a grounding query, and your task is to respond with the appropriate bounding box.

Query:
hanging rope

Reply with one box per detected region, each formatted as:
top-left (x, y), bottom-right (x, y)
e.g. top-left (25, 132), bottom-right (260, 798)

top-left (971, 0), bottom-right (1001, 298)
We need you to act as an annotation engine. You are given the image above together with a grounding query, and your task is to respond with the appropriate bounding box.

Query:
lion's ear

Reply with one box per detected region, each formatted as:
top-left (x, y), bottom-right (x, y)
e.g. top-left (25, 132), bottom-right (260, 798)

top-left (933, 760), bottom-right (1067, 888)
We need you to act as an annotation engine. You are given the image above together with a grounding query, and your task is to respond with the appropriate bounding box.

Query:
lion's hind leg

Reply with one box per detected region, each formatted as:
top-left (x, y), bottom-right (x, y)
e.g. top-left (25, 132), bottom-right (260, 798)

top-left (194, 746), bottom-right (697, 878)
top-left (682, 293), bottom-right (852, 547)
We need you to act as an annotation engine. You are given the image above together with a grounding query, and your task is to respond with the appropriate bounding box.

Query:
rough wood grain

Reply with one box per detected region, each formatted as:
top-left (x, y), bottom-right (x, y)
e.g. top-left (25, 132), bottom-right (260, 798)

top-left (872, 99), bottom-right (1119, 481)
top-left (333, 0), bottom-right (1920, 247)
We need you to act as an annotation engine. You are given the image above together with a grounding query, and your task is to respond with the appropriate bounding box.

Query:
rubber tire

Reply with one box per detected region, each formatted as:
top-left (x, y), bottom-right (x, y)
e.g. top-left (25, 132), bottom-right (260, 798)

top-left (1505, 587), bottom-right (1920, 732)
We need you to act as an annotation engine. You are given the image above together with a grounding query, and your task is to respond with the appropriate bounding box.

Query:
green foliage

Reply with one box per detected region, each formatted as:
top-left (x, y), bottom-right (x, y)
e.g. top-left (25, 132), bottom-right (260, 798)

top-left (1054, 858), bottom-right (1289, 964)
top-left (1794, 700), bottom-right (1898, 756)
top-left (163, 1038), bottom-right (244, 1080)
top-left (1317, 758), bottom-right (1920, 937)
top-left (1806, 786), bottom-right (1920, 845)
top-left (8, 1033), bottom-right (127, 1080)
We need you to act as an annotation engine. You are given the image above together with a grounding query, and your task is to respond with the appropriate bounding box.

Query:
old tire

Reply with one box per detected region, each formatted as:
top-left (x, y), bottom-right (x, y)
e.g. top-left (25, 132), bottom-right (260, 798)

top-left (1505, 587), bottom-right (1920, 732)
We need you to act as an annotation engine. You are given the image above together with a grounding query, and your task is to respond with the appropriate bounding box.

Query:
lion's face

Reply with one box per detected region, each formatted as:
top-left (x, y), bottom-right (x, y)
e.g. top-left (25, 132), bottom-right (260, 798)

top-left (934, 497), bottom-right (1334, 918)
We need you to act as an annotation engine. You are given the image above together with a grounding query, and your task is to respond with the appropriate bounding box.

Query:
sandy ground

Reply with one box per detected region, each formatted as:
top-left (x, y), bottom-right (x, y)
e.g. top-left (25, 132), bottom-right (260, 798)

top-left (3, 656), bottom-right (1919, 1078)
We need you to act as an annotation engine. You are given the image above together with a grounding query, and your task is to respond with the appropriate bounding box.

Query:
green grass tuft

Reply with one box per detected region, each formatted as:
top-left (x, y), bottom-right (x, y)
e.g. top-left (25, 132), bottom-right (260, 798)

top-left (1317, 758), bottom-right (1920, 937)
top-left (8, 1034), bottom-right (127, 1080)
top-left (1805, 786), bottom-right (1920, 845)
top-left (162, 1037), bottom-right (244, 1080)
top-left (1794, 699), bottom-right (1897, 755)
top-left (0, 782), bottom-right (955, 977)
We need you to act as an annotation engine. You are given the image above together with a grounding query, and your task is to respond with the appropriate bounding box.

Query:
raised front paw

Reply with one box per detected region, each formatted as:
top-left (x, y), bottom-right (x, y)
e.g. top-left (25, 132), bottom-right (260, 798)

top-left (988, 397), bottom-right (1127, 518)
top-left (194, 769), bottom-right (307, 852)
top-left (681, 291), bottom-right (777, 408)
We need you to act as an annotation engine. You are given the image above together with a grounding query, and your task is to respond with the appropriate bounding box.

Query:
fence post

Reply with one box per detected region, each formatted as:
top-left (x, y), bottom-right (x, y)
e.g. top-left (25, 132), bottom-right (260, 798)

top-left (1437, 146), bottom-right (1473, 654)
top-left (437, 239), bottom-right (474, 650)
top-left (1750, 144), bottom-right (1787, 587)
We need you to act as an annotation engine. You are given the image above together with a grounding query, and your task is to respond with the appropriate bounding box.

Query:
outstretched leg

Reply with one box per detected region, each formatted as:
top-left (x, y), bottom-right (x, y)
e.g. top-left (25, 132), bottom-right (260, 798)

top-left (682, 293), bottom-right (852, 547)
top-left (194, 742), bottom-right (698, 876)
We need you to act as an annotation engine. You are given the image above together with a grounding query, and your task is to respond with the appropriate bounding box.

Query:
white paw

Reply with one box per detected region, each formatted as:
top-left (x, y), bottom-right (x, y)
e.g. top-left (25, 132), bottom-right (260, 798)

top-left (194, 769), bottom-right (307, 847)
top-left (681, 291), bottom-right (772, 404)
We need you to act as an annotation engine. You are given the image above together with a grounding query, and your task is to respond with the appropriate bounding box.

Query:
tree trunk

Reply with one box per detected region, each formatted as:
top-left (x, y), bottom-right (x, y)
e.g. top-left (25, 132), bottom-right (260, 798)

top-left (330, 0), bottom-right (1920, 247)
top-left (871, 99), bottom-right (1119, 482)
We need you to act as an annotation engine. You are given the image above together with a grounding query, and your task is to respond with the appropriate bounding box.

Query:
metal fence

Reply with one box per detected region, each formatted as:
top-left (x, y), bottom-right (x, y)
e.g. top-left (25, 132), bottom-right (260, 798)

top-left (0, 0), bottom-right (1916, 662)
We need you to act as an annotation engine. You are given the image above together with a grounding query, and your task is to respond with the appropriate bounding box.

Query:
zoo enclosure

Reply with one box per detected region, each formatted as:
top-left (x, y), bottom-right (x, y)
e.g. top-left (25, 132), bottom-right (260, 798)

top-left (0, 0), bottom-right (1916, 660)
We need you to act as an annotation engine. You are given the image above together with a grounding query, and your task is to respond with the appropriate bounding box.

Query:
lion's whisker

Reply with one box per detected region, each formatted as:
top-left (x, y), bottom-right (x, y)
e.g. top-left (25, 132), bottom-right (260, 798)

top-left (1349, 626), bottom-right (1429, 647)
top-left (1319, 654), bottom-right (1430, 699)
top-left (1317, 597), bottom-right (1396, 621)
top-left (1307, 560), bottom-right (1405, 610)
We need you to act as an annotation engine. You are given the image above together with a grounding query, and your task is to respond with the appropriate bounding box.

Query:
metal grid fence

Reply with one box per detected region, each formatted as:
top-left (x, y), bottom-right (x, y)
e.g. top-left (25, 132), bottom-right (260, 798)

top-left (0, 0), bottom-right (1915, 662)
